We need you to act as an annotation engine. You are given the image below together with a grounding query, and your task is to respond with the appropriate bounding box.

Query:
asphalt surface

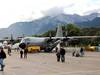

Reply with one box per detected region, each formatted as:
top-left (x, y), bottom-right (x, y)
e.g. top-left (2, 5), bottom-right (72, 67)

top-left (0, 49), bottom-right (100, 75)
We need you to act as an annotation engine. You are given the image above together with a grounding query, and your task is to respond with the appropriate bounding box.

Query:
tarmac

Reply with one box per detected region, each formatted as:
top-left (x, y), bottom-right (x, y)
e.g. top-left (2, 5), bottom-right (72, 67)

top-left (0, 49), bottom-right (100, 75)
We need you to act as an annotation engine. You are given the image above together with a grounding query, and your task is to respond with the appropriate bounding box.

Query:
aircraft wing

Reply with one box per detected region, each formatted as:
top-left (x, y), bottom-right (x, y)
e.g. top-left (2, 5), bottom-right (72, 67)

top-left (67, 36), bottom-right (100, 39)
top-left (44, 36), bottom-right (100, 40)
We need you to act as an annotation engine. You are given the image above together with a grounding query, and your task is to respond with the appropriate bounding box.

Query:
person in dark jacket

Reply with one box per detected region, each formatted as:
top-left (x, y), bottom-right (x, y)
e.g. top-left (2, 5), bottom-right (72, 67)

top-left (24, 47), bottom-right (28, 58)
top-left (60, 47), bottom-right (66, 62)
top-left (0, 46), bottom-right (6, 71)
top-left (20, 50), bottom-right (23, 58)
top-left (80, 47), bottom-right (85, 57)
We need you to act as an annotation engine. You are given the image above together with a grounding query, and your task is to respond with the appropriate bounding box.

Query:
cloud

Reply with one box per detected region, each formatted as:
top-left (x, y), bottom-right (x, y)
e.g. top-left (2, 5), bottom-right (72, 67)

top-left (84, 8), bottom-right (100, 15)
top-left (41, 4), bottom-right (74, 16)
top-left (42, 7), bottom-right (64, 16)
top-left (0, 0), bottom-right (100, 28)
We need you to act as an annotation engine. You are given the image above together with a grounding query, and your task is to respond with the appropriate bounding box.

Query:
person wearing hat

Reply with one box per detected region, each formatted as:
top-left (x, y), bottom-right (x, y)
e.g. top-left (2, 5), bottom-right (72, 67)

top-left (0, 46), bottom-right (6, 71)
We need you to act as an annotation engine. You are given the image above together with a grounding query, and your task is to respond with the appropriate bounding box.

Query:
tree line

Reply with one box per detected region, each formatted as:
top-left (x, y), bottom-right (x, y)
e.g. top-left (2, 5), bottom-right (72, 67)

top-left (32, 23), bottom-right (100, 46)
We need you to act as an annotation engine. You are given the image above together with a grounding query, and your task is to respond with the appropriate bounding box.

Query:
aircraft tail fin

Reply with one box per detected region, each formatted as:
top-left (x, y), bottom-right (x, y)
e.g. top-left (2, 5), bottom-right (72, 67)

top-left (55, 25), bottom-right (63, 37)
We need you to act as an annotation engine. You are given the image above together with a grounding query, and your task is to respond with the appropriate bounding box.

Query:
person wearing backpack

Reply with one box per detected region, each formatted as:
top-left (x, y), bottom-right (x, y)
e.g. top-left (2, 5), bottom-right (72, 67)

top-left (0, 46), bottom-right (6, 71)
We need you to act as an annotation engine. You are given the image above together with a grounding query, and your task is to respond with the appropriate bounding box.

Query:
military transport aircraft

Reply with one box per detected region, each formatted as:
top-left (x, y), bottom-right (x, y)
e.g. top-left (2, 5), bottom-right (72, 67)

top-left (19, 25), bottom-right (100, 52)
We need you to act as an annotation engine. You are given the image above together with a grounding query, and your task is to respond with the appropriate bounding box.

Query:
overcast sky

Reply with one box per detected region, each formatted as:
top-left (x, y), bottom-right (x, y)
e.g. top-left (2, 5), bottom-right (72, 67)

top-left (0, 0), bottom-right (100, 28)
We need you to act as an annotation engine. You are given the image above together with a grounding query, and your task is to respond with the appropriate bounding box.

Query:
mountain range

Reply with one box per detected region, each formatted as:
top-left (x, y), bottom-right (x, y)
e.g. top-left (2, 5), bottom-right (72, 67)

top-left (0, 13), bottom-right (100, 39)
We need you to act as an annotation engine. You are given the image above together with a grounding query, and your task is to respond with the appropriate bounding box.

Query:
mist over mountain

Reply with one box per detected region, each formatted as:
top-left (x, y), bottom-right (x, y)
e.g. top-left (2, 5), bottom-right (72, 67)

top-left (0, 13), bottom-right (100, 39)
top-left (76, 17), bottom-right (100, 27)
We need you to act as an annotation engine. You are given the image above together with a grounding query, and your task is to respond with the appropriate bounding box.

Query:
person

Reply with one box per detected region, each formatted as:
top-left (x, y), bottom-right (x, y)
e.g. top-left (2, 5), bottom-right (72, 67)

top-left (60, 47), bottom-right (66, 62)
top-left (0, 46), bottom-right (6, 71)
top-left (72, 50), bottom-right (75, 57)
top-left (75, 51), bottom-right (80, 57)
top-left (20, 50), bottom-right (23, 58)
top-left (80, 47), bottom-right (85, 57)
top-left (24, 47), bottom-right (28, 58)
top-left (56, 50), bottom-right (60, 62)
top-left (16, 47), bottom-right (19, 52)
top-left (8, 46), bottom-right (11, 56)
top-left (55, 47), bottom-right (58, 52)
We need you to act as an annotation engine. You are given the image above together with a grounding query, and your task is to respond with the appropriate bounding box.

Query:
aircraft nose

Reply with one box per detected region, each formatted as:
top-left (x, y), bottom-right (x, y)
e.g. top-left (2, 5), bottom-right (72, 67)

top-left (19, 43), bottom-right (26, 49)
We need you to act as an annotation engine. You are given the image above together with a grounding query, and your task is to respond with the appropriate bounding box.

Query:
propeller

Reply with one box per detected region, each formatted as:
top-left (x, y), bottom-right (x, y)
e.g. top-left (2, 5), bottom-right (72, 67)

top-left (46, 32), bottom-right (53, 43)
top-left (19, 43), bottom-right (26, 49)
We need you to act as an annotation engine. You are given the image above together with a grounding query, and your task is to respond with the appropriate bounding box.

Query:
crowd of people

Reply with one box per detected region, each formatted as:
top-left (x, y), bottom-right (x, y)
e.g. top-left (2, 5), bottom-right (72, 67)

top-left (0, 43), bottom-right (28, 71)
top-left (72, 47), bottom-right (85, 57)
top-left (0, 42), bottom-right (85, 71)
